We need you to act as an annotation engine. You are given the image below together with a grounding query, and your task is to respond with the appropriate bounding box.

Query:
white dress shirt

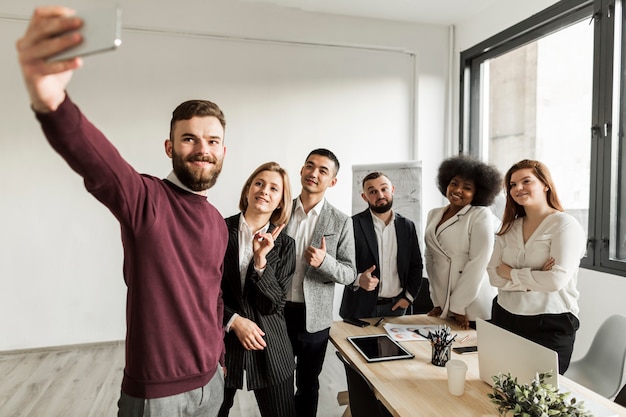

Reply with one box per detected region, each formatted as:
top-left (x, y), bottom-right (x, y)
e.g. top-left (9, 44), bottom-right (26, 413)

top-left (238, 215), bottom-right (268, 288)
top-left (225, 214), bottom-right (268, 332)
top-left (370, 210), bottom-right (402, 298)
top-left (286, 197), bottom-right (325, 302)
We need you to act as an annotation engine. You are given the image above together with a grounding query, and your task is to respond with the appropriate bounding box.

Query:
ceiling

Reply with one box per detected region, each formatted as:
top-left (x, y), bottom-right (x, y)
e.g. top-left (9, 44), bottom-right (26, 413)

top-left (239, 0), bottom-right (502, 25)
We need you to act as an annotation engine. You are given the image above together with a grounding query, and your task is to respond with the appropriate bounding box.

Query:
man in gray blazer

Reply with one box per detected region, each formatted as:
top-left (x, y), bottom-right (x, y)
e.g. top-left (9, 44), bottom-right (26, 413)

top-left (339, 172), bottom-right (423, 320)
top-left (284, 148), bottom-right (356, 417)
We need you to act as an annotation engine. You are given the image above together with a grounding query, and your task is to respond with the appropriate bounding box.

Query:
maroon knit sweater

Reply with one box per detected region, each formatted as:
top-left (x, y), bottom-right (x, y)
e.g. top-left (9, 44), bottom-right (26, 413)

top-left (36, 96), bottom-right (227, 399)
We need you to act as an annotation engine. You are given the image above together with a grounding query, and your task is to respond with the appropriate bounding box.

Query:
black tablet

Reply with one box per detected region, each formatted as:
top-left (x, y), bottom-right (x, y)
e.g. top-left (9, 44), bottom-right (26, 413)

top-left (347, 334), bottom-right (415, 363)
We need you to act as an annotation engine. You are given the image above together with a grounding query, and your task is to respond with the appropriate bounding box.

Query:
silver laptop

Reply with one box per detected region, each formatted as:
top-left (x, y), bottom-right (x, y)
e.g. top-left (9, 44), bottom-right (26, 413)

top-left (476, 318), bottom-right (559, 387)
top-left (477, 318), bottom-right (619, 417)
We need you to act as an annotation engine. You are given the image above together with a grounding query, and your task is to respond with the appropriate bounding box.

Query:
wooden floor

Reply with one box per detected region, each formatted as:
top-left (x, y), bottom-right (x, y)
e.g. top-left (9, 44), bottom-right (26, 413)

top-left (0, 341), bottom-right (347, 417)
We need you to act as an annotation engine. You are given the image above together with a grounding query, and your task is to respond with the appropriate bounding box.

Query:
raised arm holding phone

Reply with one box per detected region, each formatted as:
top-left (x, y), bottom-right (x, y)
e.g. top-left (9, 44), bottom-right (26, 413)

top-left (16, 7), bottom-right (231, 417)
top-left (17, 6), bottom-right (85, 112)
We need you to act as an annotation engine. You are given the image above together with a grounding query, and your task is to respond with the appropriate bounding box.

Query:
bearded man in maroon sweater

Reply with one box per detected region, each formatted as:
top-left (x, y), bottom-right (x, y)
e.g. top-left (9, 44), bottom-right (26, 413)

top-left (17, 6), bottom-right (229, 417)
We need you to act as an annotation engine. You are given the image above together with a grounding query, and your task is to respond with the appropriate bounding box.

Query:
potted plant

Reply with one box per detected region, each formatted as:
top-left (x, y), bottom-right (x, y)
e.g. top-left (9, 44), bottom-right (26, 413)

top-left (488, 371), bottom-right (594, 417)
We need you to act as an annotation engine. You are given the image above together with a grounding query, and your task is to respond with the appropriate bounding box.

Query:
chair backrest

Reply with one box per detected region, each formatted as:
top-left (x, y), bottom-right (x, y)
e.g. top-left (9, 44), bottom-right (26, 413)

top-left (614, 383), bottom-right (626, 407)
top-left (412, 277), bottom-right (434, 314)
top-left (335, 351), bottom-right (392, 417)
top-left (566, 314), bottom-right (626, 398)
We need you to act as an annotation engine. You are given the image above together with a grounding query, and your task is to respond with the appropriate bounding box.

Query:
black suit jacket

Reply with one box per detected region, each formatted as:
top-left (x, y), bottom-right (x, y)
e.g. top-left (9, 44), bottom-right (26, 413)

top-left (221, 214), bottom-right (296, 390)
top-left (339, 209), bottom-right (423, 319)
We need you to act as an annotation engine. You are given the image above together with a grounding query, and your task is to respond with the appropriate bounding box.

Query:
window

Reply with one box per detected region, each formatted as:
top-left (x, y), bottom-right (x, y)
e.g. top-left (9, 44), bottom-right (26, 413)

top-left (603, 0), bottom-right (626, 268)
top-left (460, 0), bottom-right (626, 276)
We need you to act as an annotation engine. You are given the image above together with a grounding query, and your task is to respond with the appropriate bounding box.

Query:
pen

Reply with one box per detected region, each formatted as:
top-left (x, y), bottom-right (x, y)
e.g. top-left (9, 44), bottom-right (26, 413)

top-left (413, 329), bottom-right (429, 339)
top-left (374, 317), bottom-right (385, 327)
top-left (459, 334), bottom-right (469, 343)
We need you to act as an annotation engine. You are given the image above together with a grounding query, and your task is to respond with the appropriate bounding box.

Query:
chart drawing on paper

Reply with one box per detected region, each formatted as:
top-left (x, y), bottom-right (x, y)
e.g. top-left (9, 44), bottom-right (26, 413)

top-left (383, 323), bottom-right (438, 342)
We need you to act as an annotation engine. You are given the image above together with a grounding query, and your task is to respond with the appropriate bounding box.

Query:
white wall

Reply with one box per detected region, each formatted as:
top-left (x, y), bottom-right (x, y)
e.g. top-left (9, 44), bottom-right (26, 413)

top-left (453, 0), bottom-right (626, 362)
top-left (7, 0), bottom-right (619, 359)
top-left (0, 0), bottom-right (449, 350)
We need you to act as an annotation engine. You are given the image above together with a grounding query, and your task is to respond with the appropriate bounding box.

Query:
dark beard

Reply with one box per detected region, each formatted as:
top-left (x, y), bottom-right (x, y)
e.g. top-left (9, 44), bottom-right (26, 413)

top-left (171, 151), bottom-right (223, 191)
top-left (369, 198), bottom-right (393, 214)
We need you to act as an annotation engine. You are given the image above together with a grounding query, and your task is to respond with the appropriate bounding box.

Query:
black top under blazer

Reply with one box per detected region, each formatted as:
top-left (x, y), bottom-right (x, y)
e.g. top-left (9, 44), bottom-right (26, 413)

top-left (221, 214), bottom-right (297, 390)
top-left (339, 209), bottom-right (423, 319)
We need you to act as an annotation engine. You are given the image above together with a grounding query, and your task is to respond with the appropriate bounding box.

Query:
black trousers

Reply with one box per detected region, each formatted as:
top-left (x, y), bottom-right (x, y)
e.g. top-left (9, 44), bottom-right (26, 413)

top-left (491, 298), bottom-right (579, 374)
top-left (218, 376), bottom-right (296, 417)
top-left (284, 302), bottom-right (330, 417)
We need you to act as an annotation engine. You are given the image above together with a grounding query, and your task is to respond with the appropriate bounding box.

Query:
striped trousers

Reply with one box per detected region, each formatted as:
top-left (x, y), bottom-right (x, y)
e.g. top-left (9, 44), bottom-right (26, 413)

top-left (218, 375), bottom-right (296, 417)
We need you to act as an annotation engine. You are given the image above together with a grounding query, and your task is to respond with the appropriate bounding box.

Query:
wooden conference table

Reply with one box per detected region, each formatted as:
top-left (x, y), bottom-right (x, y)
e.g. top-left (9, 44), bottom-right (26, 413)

top-left (330, 314), bottom-right (626, 417)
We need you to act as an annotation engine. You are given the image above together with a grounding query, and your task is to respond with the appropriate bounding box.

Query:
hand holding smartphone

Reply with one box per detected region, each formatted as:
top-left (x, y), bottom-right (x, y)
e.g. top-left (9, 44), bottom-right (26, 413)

top-left (50, 3), bottom-right (122, 61)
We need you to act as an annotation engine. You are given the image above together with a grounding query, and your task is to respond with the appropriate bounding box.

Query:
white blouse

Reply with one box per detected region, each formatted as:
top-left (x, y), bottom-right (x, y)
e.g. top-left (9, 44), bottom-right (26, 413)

top-left (237, 214), bottom-right (268, 289)
top-left (487, 212), bottom-right (586, 317)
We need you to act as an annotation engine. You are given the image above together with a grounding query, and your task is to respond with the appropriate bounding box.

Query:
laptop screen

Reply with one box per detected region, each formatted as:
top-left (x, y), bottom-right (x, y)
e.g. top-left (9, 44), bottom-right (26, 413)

top-left (476, 319), bottom-right (621, 417)
top-left (476, 318), bottom-right (559, 387)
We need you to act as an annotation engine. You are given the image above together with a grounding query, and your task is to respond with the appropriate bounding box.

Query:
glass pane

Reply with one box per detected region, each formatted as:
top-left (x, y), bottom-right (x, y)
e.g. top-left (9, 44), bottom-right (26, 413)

top-left (611, 0), bottom-right (626, 262)
top-left (480, 19), bottom-right (593, 240)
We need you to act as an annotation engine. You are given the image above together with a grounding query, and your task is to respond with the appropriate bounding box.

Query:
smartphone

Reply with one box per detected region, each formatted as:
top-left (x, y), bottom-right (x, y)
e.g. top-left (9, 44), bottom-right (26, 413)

top-left (50, 3), bottom-right (122, 62)
top-left (452, 346), bottom-right (478, 354)
top-left (343, 318), bottom-right (370, 328)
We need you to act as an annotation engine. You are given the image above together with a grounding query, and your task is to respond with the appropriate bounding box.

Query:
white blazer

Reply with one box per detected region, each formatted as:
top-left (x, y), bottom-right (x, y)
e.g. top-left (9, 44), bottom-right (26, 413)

top-left (424, 205), bottom-right (497, 321)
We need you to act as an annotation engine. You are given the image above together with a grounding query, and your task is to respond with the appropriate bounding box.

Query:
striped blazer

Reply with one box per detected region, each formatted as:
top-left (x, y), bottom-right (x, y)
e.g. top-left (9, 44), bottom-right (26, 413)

top-left (221, 214), bottom-right (297, 390)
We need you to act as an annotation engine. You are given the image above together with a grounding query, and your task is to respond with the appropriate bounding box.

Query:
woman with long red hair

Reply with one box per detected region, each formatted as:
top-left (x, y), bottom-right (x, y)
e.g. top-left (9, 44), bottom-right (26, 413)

top-left (487, 159), bottom-right (586, 374)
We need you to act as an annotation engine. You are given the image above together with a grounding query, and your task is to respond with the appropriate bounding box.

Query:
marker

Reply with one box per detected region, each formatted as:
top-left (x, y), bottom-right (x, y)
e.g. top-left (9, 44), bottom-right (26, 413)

top-left (374, 317), bottom-right (385, 327)
top-left (413, 329), bottom-right (430, 339)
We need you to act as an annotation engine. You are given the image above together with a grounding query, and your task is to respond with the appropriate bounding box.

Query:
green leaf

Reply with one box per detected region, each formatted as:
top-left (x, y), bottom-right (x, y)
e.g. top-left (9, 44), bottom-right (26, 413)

top-left (488, 371), bottom-right (594, 417)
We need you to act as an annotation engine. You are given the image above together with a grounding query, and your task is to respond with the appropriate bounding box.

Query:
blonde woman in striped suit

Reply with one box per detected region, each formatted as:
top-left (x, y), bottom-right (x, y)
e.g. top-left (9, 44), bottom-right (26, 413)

top-left (219, 162), bottom-right (296, 417)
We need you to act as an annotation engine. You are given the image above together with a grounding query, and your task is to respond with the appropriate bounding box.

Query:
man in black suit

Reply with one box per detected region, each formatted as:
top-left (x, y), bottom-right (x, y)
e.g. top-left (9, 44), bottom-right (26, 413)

top-left (340, 171), bottom-right (423, 319)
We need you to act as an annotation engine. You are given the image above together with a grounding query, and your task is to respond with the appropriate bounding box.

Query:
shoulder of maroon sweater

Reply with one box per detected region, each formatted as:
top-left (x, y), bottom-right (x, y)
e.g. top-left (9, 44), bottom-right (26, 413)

top-left (35, 95), bottom-right (136, 188)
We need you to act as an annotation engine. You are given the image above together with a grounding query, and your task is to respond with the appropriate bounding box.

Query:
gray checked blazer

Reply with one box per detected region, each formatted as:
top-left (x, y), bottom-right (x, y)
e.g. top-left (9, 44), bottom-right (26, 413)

top-left (288, 198), bottom-right (357, 333)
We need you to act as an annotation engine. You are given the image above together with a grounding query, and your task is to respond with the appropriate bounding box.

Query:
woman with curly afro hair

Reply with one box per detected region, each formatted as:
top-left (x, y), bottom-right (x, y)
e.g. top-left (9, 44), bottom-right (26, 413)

top-left (425, 155), bottom-right (502, 329)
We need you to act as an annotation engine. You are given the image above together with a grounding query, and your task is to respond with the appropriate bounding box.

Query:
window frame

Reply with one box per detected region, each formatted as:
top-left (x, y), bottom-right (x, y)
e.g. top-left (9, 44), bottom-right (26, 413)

top-left (460, 0), bottom-right (626, 276)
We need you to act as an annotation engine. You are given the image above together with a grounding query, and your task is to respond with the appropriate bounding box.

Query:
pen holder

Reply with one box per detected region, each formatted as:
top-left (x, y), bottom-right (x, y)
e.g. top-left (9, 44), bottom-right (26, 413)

top-left (431, 343), bottom-right (451, 367)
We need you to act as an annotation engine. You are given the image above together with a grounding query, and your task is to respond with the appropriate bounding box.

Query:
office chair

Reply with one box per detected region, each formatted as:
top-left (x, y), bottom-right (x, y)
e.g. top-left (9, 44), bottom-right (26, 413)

top-left (565, 314), bottom-right (626, 398)
top-left (335, 350), bottom-right (394, 417)
top-left (614, 383), bottom-right (626, 407)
